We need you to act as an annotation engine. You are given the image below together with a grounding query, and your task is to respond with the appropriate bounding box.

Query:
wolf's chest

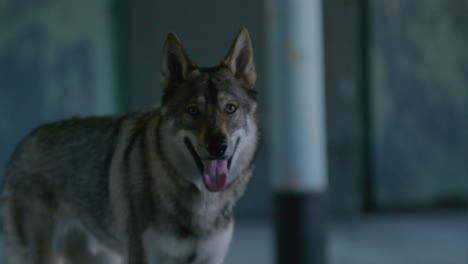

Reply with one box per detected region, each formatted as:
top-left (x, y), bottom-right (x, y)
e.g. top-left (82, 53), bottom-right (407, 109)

top-left (142, 223), bottom-right (233, 264)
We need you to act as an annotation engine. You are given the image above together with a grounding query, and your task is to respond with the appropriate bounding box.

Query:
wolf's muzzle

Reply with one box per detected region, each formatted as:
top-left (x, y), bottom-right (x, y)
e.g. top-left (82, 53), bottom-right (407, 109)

top-left (184, 138), bottom-right (204, 173)
top-left (183, 137), bottom-right (239, 172)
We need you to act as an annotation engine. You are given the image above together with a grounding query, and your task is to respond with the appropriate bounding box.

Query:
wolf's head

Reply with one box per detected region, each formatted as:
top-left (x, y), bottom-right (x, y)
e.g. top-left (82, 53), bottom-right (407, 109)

top-left (158, 28), bottom-right (259, 193)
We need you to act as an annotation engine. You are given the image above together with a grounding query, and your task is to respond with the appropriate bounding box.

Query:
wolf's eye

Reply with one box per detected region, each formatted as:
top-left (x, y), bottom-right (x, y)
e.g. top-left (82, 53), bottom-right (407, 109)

top-left (186, 105), bottom-right (200, 116)
top-left (225, 104), bottom-right (237, 114)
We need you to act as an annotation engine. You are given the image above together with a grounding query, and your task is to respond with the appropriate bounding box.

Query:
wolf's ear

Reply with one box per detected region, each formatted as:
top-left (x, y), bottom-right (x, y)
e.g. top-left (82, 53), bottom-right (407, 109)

top-left (223, 28), bottom-right (257, 89)
top-left (161, 33), bottom-right (196, 90)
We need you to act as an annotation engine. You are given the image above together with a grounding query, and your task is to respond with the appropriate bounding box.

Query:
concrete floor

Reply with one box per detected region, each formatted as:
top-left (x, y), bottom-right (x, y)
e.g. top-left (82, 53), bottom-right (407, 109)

top-left (0, 211), bottom-right (465, 263)
top-left (225, 211), bottom-right (468, 264)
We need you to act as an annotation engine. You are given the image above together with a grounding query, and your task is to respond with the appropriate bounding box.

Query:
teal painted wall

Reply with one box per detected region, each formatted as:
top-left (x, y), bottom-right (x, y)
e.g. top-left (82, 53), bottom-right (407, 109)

top-left (324, 0), bottom-right (365, 216)
top-left (371, 0), bottom-right (468, 207)
top-left (0, 0), bottom-right (117, 174)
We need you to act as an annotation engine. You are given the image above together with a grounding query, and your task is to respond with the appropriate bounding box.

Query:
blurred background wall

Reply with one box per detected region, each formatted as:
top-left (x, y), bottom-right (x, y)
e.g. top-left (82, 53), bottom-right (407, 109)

top-left (1, 0), bottom-right (467, 218)
top-left (0, 0), bottom-right (116, 183)
top-left (370, 0), bottom-right (468, 209)
top-left (324, 0), bottom-right (365, 216)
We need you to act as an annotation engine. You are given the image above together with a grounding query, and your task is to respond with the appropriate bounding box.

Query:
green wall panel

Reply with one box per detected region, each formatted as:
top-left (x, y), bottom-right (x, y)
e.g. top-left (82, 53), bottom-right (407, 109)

top-left (371, 0), bottom-right (468, 207)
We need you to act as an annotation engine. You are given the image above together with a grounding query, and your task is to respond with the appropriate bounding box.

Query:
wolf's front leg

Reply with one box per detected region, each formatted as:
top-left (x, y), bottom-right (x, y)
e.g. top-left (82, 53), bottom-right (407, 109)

top-left (3, 198), bottom-right (55, 264)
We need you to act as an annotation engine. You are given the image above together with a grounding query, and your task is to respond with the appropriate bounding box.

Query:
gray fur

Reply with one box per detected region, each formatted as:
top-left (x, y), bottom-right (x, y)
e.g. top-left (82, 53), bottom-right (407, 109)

top-left (1, 28), bottom-right (259, 264)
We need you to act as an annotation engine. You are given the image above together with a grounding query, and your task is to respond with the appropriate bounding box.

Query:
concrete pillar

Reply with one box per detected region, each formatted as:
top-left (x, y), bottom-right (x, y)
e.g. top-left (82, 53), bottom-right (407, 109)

top-left (267, 0), bottom-right (327, 263)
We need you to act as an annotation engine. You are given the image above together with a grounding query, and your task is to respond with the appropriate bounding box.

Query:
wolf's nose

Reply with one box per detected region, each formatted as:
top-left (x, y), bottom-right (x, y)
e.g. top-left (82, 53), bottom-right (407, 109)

top-left (207, 143), bottom-right (228, 158)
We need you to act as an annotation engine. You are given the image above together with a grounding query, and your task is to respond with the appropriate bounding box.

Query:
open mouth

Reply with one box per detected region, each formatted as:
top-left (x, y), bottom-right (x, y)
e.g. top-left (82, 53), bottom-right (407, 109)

top-left (184, 137), bottom-right (239, 192)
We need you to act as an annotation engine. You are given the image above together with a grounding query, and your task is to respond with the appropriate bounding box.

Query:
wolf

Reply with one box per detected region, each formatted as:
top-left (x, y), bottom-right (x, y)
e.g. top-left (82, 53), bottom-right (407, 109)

top-left (1, 27), bottom-right (259, 264)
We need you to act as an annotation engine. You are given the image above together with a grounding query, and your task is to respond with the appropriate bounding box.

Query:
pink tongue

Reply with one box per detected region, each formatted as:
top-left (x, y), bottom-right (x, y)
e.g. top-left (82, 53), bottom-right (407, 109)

top-left (202, 160), bottom-right (228, 192)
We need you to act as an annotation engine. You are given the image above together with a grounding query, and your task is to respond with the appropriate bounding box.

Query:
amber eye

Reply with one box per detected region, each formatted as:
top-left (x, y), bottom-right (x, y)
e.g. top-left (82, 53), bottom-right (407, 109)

top-left (225, 104), bottom-right (237, 114)
top-left (186, 105), bottom-right (200, 116)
